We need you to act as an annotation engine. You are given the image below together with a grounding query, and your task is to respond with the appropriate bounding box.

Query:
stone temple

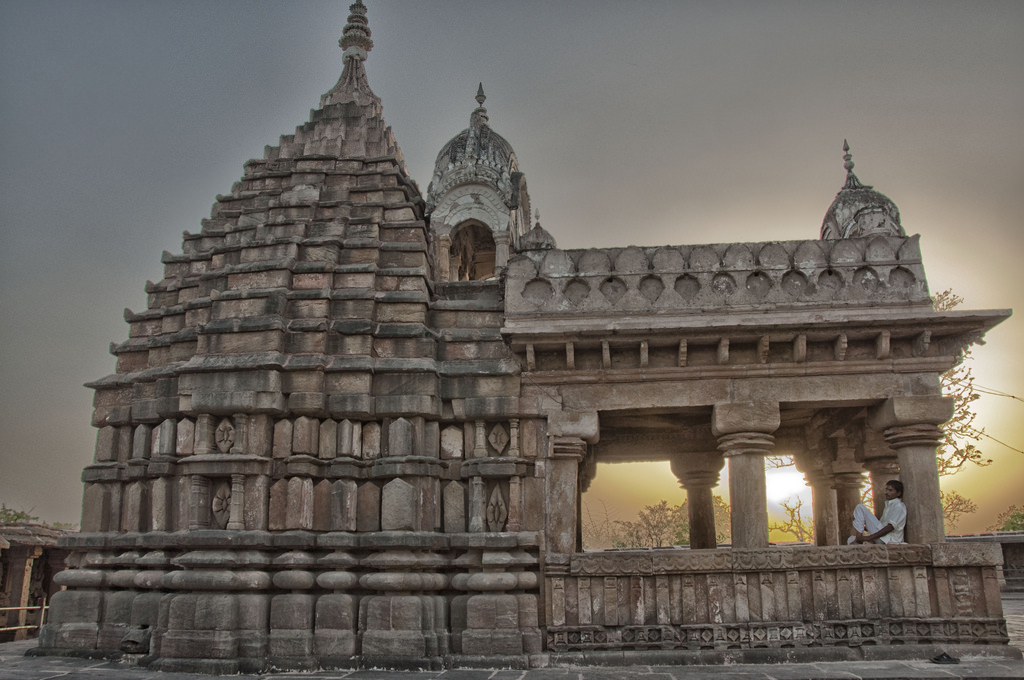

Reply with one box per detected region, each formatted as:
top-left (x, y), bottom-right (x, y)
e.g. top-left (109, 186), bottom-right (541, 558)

top-left (40, 2), bottom-right (1016, 673)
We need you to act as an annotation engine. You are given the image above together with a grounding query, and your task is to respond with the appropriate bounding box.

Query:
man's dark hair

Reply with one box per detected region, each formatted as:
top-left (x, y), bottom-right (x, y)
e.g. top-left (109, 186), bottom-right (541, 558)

top-left (886, 479), bottom-right (904, 497)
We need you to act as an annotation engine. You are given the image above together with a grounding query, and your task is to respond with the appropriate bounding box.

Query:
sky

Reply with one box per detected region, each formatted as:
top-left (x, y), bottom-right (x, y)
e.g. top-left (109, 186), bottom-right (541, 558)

top-left (1, 1), bottom-right (1022, 532)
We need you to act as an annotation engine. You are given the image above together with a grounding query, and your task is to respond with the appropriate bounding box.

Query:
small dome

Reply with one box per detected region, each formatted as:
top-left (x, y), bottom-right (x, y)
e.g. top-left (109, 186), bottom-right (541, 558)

top-left (821, 142), bottom-right (904, 240)
top-left (520, 222), bottom-right (557, 251)
top-left (425, 84), bottom-right (520, 213)
top-left (434, 126), bottom-right (515, 179)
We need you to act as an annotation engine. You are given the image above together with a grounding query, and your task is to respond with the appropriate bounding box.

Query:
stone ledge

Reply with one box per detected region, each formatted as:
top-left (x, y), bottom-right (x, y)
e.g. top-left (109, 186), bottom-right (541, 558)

top-left (544, 641), bottom-right (1021, 667)
top-left (571, 544), bottom-right (934, 575)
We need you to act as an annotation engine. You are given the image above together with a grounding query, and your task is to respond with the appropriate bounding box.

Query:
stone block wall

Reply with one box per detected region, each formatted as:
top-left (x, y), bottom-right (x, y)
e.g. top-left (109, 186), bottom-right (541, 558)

top-left (78, 413), bottom-right (540, 534)
top-left (42, 530), bottom-right (545, 673)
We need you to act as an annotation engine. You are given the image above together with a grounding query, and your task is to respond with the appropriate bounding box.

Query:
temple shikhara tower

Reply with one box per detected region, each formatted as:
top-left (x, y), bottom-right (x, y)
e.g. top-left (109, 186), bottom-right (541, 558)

top-left (40, 3), bottom-right (1016, 673)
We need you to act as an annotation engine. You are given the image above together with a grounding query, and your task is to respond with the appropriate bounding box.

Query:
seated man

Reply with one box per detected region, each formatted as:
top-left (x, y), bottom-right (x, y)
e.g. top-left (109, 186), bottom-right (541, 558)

top-left (848, 479), bottom-right (906, 544)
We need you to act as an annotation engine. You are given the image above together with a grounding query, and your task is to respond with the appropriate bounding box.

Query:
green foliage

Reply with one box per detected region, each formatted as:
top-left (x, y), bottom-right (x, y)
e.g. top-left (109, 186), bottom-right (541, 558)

top-left (0, 503), bottom-right (40, 524)
top-left (988, 505), bottom-right (1024, 532)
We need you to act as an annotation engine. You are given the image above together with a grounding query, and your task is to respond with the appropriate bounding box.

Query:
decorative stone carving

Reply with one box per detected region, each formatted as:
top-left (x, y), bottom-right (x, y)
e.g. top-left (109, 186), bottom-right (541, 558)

top-left (486, 484), bottom-right (508, 531)
top-left (215, 419), bottom-right (235, 453)
top-left (487, 423), bottom-right (509, 455)
top-left (211, 480), bottom-right (231, 529)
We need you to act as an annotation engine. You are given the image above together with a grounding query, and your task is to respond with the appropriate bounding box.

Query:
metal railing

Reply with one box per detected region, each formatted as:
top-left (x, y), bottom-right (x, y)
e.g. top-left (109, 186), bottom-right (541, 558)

top-left (0, 599), bottom-right (48, 635)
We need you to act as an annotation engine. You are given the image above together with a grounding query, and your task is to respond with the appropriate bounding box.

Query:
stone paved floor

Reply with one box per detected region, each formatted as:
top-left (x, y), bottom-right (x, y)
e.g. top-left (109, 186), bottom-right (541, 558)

top-left (2, 594), bottom-right (1022, 680)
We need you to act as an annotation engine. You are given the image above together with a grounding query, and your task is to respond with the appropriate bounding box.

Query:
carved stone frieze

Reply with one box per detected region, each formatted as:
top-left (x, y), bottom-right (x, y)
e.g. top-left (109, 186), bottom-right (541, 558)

top-left (570, 545), bottom-right (932, 575)
top-left (546, 617), bottom-right (1008, 652)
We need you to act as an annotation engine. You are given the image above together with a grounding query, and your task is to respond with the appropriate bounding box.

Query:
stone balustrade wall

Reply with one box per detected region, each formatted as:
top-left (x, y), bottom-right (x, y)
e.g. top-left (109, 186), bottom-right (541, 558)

top-left (950, 532), bottom-right (1024, 592)
top-left (545, 543), bottom-right (1007, 655)
top-left (506, 236), bottom-right (929, 316)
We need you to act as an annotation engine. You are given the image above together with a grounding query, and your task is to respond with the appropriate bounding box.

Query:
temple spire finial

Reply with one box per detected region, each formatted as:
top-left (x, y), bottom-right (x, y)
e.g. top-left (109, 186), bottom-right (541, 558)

top-left (470, 83), bottom-right (489, 127)
top-left (323, 0), bottom-right (377, 106)
top-left (340, 0), bottom-right (373, 62)
top-left (841, 139), bottom-right (863, 189)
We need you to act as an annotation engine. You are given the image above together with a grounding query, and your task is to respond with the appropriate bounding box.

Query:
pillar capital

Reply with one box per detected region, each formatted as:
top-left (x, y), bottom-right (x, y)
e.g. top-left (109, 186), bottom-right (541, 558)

top-left (831, 470), bottom-right (866, 491)
top-left (669, 451), bottom-right (725, 488)
top-left (712, 401), bottom-right (779, 437)
top-left (671, 451), bottom-right (725, 549)
top-left (717, 431), bottom-right (775, 457)
top-left (867, 396), bottom-right (953, 432)
top-left (547, 410), bottom-right (599, 444)
top-left (713, 405), bottom-right (777, 550)
top-left (550, 436), bottom-right (588, 461)
top-left (793, 442), bottom-right (833, 478)
top-left (862, 457), bottom-right (900, 477)
top-left (855, 426), bottom-right (897, 465)
top-left (879, 423), bottom-right (944, 450)
top-left (801, 466), bottom-right (834, 487)
top-left (673, 468), bottom-right (722, 489)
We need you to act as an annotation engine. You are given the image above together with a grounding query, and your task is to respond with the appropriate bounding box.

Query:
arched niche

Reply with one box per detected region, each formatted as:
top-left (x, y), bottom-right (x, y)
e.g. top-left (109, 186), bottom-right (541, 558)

top-left (449, 221), bottom-right (497, 281)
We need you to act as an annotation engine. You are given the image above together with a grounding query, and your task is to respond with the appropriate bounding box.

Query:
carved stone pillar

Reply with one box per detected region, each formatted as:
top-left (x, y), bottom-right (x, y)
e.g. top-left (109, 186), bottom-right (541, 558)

top-left (670, 452), bottom-right (725, 549)
top-left (863, 457), bottom-right (901, 517)
top-left (439, 234), bottom-right (452, 283)
top-left (194, 414), bottom-right (215, 455)
top-left (804, 468), bottom-right (838, 546)
top-left (547, 436), bottom-right (587, 556)
top-left (869, 397), bottom-right (953, 544)
top-left (473, 420), bottom-right (487, 458)
top-left (858, 427), bottom-right (901, 517)
top-left (507, 476), bottom-right (522, 532)
top-left (508, 418), bottom-right (520, 457)
top-left (493, 231), bottom-right (511, 271)
top-left (188, 475), bottom-right (211, 530)
top-left (832, 471), bottom-right (866, 543)
top-left (831, 434), bottom-right (866, 545)
top-left (227, 473), bottom-right (245, 531)
top-left (469, 476), bottom-right (486, 532)
top-left (712, 402), bottom-right (780, 550)
top-left (230, 413), bottom-right (248, 454)
top-left (794, 439), bottom-right (838, 546)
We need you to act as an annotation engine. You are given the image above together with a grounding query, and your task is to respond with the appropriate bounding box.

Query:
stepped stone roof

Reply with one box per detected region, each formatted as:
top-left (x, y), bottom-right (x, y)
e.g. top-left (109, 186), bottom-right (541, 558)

top-left (0, 523), bottom-right (70, 548)
top-left (89, 0), bottom-right (438, 421)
